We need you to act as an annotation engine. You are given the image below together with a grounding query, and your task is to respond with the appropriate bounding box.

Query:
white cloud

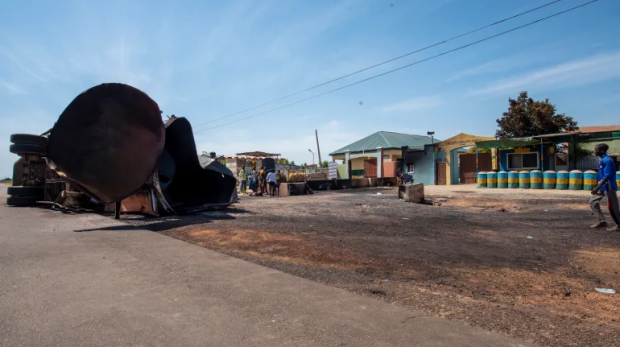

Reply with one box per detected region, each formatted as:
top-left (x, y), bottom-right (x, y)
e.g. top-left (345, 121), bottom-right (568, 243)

top-left (379, 95), bottom-right (443, 113)
top-left (469, 52), bottom-right (620, 97)
top-left (0, 80), bottom-right (27, 95)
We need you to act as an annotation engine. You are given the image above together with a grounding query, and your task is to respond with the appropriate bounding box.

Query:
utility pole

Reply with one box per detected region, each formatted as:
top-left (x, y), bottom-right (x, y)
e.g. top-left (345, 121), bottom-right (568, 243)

top-left (315, 129), bottom-right (322, 165)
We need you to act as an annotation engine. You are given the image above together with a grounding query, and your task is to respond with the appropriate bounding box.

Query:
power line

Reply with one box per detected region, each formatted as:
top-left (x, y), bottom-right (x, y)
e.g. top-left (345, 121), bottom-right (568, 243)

top-left (193, 0), bottom-right (599, 134)
top-left (192, 0), bottom-right (565, 128)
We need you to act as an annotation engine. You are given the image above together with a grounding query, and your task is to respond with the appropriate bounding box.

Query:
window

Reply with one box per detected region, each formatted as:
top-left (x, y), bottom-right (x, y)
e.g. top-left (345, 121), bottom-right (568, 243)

top-left (507, 152), bottom-right (539, 170)
top-left (406, 163), bottom-right (415, 173)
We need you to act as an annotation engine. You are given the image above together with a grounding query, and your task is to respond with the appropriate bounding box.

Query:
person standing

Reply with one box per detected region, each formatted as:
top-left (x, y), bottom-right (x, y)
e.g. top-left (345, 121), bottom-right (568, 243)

top-left (239, 166), bottom-right (247, 194)
top-left (259, 166), bottom-right (266, 195)
top-left (590, 143), bottom-right (620, 232)
top-left (252, 167), bottom-right (259, 193)
top-left (267, 169), bottom-right (277, 197)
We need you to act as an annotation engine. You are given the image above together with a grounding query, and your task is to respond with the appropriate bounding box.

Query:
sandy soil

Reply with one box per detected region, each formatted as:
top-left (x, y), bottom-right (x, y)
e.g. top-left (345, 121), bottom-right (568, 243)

top-left (127, 185), bottom-right (620, 347)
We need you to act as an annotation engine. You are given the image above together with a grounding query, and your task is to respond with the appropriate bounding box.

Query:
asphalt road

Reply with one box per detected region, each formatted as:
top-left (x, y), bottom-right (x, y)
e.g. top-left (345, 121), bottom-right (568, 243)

top-left (0, 186), bottom-right (535, 347)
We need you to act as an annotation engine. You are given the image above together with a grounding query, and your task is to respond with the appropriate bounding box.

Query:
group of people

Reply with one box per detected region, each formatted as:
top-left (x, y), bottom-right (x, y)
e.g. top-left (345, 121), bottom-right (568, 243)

top-left (238, 166), bottom-right (282, 197)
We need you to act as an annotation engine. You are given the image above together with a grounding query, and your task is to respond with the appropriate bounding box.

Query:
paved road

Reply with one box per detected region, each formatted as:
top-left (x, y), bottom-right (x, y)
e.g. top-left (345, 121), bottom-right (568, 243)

top-left (0, 186), bottom-right (535, 347)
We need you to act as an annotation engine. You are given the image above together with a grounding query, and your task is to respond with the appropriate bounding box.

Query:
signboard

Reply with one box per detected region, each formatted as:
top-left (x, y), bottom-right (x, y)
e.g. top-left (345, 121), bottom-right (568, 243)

top-left (328, 162), bottom-right (338, 179)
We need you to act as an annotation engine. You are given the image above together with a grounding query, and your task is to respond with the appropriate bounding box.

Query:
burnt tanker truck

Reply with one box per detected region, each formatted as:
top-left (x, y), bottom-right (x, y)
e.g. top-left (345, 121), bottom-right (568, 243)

top-left (5, 83), bottom-right (237, 217)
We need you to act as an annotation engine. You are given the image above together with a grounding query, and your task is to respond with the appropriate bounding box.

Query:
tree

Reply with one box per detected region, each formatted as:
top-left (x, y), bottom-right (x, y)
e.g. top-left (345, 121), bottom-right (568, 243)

top-left (321, 160), bottom-right (329, 168)
top-left (496, 91), bottom-right (578, 138)
top-left (290, 160), bottom-right (296, 166)
top-left (278, 158), bottom-right (289, 164)
top-left (301, 162), bottom-right (308, 169)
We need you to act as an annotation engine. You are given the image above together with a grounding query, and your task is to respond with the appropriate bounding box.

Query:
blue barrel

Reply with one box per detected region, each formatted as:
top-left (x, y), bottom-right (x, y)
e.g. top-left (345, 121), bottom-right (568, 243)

top-left (508, 171), bottom-right (519, 188)
top-left (617, 171), bottom-right (620, 190)
top-left (497, 171), bottom-right (508, 188)
top-left (486, 171), bottom-right (497, 188)
top-left (556, 170), bottom-right (569, 190)
top-left (530, 170), bottom-right (542, 189)
top-left (477, 172), bottom-right (487, 188)
top-left (583, 170), bottom-right (597, 190)
top-left (543, 170), bottom-right (556, 190)
top-left (569, 170), bottom-right (583, 190)
top-left (518, 171), bottom-right (530, 189)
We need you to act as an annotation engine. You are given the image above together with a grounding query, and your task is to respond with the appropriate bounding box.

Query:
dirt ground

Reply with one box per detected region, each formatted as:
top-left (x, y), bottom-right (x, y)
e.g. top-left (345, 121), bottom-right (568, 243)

top-left (127, 185), bottom-right (620, 347)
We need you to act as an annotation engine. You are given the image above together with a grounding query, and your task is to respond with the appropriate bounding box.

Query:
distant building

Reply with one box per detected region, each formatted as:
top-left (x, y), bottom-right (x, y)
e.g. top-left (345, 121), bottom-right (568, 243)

top-left (329, 131), bottom-right (437, 179)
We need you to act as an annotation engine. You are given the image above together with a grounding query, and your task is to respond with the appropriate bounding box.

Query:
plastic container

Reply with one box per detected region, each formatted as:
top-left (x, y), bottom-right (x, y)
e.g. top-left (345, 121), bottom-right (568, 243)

top-left (569, 170), bottom-right (583, 190)
top-left (543, 170), bottom-right (556, 190)
top-left (530, 170), bottom-right (542, 189)
top-left (477, 172), bottom-right (487, 188)
top-left (518, 171), bottom-right (530, 189)
top-left (497, 171), bottom-right (508, 189)
top-left (486, 171), bottom-right (497, 188)
top-left (508, 171), bottom-right (519, 189)
top-left (556, 170), bottom-right (569, 190)
top-left (583, 170), bottom-right (597, 191)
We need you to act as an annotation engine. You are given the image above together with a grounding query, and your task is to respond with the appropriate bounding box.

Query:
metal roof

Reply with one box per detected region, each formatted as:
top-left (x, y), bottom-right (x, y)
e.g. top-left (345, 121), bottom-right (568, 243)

top-left (329, 131), bottom-right (437, 156)
top-left (235, 151), bottom-right (280, 157)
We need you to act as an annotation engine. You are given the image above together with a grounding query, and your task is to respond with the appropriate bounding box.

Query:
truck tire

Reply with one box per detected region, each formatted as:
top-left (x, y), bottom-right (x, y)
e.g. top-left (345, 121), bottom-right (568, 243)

top-left (10, 134), bottom-right (48, 146)
top-left (7, 186), bottom-right (44, 197)
top-left (9, 144), bottom-right (46, 156)
top-left (6, 196), bottom-right (40, 206)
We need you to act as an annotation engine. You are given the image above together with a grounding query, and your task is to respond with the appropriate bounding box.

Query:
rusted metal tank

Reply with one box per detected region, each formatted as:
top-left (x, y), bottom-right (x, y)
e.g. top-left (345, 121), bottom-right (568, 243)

top-left (46, 83), bottom-right (165, 203)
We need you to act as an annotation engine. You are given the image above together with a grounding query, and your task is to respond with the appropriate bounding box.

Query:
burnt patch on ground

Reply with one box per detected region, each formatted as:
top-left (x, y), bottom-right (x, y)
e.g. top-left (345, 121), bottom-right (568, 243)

top-left (130, 186), bottom-right (620, 347)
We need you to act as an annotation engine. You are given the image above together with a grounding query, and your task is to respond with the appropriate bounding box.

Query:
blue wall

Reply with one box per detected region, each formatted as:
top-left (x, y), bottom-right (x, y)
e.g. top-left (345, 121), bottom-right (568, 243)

top-left (499, 145), bottom-right (553, 171)
top-left (403, 145), bottom-right (446, 185)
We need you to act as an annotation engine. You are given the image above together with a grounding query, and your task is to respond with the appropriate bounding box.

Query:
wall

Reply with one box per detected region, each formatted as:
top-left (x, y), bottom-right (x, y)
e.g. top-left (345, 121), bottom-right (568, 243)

top-left (383, 161), bottom-right (399, 177)
top-left (499, 145), bottom-right (553, 171)
top-left (403, 145), bottom-right (446, 185)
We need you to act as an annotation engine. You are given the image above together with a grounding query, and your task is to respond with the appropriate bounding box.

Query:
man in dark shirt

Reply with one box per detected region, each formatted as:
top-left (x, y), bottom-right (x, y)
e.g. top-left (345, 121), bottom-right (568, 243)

top-left (590, 143), bottom-right (619, 232)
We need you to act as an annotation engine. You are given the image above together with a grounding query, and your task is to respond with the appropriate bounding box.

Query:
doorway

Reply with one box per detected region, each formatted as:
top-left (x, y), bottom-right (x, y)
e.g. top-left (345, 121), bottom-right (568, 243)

top-left (436, 162), bottom-right (447, 185)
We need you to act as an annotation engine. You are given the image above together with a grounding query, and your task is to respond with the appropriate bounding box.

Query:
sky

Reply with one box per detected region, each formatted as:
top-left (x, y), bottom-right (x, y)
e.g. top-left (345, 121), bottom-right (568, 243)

top-left (1, 0), bottom-right (619, 176)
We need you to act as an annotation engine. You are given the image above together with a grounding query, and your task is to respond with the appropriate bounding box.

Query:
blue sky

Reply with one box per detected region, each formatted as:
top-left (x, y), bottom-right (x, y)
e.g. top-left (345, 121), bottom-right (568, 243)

top-left (1, 0), bottom-right (619, 176)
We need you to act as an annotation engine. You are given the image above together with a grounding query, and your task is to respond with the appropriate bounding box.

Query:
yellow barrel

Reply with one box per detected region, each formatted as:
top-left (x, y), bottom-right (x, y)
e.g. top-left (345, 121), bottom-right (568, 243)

top-left (556, 171), bottom-right (569, 190)
top-left (569, 170), bottom-right (583, 190)
top-left (497, 171), bottom-right (508, 188)
top-left (543, 170), bottom-right (556, 189)
top-left (583, 170), bottom-right (597, 190)
top-left (519, 171), bottom-right (530, 189)
top-left (486, 171), bottom-right (497, 188)
top-left (508, 171), bottom-right (519, 188)
top-left (530, 170), bottom-right (542, 189)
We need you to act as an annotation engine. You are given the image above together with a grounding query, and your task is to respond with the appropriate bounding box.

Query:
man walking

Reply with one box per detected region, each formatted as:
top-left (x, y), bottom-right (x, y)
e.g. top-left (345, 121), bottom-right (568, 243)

top-left (590, 143), bottom-right (620, 232)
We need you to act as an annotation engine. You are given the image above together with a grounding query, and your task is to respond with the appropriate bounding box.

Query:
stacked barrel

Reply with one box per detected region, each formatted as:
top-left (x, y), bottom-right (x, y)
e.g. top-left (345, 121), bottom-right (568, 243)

top-left (486, 171), bottom-right (497, 188)
top-left (556, 170), bottom-right (569, 190)
top-left (508, 171), bottom-right (519, 188)
top-left (475, 168), bottom-right (606, 191)
top-left (518, 171), bottom-right (530, 189)
top-left (477, 172), bottom-right (487, 188)
top-left (530, 170), bottom-right (542, 189)
top-left (543, 171), bottom-right (556, 189)
top-left (583, 170), bottom-right (597, 190)
top-left (569, 170), bottom-right (583, 190)
top-left (497, 171), bottom-right (508, 188)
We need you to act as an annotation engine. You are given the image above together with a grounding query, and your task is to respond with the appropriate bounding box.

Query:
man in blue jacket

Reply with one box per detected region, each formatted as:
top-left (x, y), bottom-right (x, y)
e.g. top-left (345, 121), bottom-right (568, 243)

top-left (590, 143), bottom-right (620, 232)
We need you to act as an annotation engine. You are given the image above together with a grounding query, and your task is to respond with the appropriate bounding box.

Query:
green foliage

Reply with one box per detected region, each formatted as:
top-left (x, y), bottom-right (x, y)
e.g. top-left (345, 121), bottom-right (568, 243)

top-left (321, 160), bottom-right (329, 168)
top-left (0, 177), bottom-right (11, 184)
top-left (496, 91), bottom-right (578, 138)
top-left (574, 143), bottom-right (593, 159)
top-left (278, 158), bottom-right (289, 164)
top-left (290, 160), bottom-right (296, 166)
top-left (301, 162), bottom-right (308, 169)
